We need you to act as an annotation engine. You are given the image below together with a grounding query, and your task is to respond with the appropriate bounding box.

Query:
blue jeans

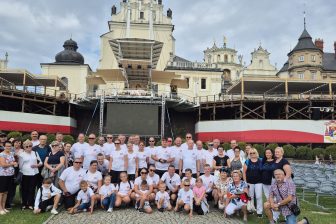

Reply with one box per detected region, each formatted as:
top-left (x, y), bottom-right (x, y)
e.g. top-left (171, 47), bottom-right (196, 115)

top-left (102, 193), bottom-right (116, 209)
top-left (77, 202), bottom-right (90, 211)
top-left (286, 214), bottom-right (297, 224)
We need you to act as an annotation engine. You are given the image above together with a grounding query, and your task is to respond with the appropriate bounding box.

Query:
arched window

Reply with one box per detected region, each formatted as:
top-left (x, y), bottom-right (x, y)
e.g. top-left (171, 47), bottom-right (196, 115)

top-left (224, 55), bottom-right (228, 63)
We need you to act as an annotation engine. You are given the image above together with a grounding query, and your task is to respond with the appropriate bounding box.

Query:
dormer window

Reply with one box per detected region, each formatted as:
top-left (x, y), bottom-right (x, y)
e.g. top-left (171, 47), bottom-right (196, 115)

top-left (298, 55), bottom-right (304, 62)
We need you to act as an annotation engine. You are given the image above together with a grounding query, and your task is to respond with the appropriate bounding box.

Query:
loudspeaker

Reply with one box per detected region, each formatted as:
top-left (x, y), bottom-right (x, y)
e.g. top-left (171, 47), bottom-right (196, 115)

top-left (312, 108), bottom-right (321, 120)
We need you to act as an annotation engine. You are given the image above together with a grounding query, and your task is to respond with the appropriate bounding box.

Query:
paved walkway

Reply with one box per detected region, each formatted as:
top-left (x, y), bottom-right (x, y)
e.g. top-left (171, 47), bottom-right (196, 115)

top-left (46, 208), bottom-right (244, 224)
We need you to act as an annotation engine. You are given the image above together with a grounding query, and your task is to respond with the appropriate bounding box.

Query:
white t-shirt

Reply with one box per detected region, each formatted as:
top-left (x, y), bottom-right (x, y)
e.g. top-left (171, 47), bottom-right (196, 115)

top-left (155, 191), bottom-right (170, 205)
top-left (180, 148), bottom-right (200, 173)
top-left (182, 177), bottom-right (196, 189)
top-left (133, 144), bottom-right (139, 152)
top-left (117, 181), bottom-right (134, 196)
top-left (134, 176), bottom-right (153, 188)
top-left (178, 188), bottom-right (193, 204)
top-left (34, 184), bottom-right (61, 209)
top-left (137, 150), bottom-right (149, 169)
top-left (102, 142), bottom-right (115, 157)
top-left (170, 145), bottom-right (183, 169)
top-left (145, 146), bottom-right (156, 165)
top-left (204, 149), bottom-right (218, 168)
top-left (226, 149), bottom-right (245, 160)
top-left (70, 142), bottom-right (89, 160)
top-left (196, 148), bottom-right (207, 173)
top-left (110, 149), bottom-right (127, 171)
top-left (59, 167), bottom-right (86, 194)
top-left (77, 187), bottom-right (94, 203)
top-left (181, 142), bottom-right (196, 150)
top-left (83, 170), bottom-right (103, 190)
top-left (148, 173), bottom-right (160, 186)
top-left (18, 151), bottom-right (41, 175)
top-left (127, 151), bottom-right (137, 175)
top-left (154, 146), bottom-right (173, 171)
top-left (99, 184), bottom-right (117, 197)
top-left (32, 140), bottom-right (40, 147)
top-left (200, 174), bottom-right (216, 193)
top-left (83, 144), bottom-right (102, 170)
top-left (161, 172), bottom-right (181, 191)
top-left (97, 159), bottom-right (110, 176)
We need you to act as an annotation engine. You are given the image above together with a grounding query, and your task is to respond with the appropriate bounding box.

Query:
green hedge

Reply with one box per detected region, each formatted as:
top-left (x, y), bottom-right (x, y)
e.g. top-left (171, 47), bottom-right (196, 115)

top-left (283, 144), bottom-right (296, 158)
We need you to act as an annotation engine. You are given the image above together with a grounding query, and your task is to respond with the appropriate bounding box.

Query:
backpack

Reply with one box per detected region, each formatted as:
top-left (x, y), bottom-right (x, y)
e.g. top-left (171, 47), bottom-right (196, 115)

top-left (39, 186), bottom-right (54, 202)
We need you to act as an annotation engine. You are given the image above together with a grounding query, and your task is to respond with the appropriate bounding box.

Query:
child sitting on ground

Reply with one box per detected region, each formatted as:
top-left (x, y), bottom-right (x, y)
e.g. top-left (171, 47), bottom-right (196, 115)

top-left (99, 175), bottom-right (117, 213)
top-left (33, 178), bottom-right (62, 215)
top-left (155, 183), bottom-right (172, 212)
top-left (175, 179), bottom-right (193, 218)
top-left (135, 180), bottom-right (152, 214)
top-left (69, 180), bottom-right (95, 214)
top-left (193, 177), bottom-right (208, 215)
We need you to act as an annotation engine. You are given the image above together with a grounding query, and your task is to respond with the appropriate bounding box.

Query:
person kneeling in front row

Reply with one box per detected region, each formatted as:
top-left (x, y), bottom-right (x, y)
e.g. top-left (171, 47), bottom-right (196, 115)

top-left (175, 179), bottom-right (193, 218)
top-left (155, 183), bottom-right (172, 212)
top-left (33, 178), bottom-right (61, 215)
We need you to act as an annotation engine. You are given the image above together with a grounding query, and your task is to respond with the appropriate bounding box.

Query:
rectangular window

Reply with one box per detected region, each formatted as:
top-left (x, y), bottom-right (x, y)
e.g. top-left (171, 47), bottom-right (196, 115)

top-left (185, 77), bottom-right (190, 88)
top-left (201, 78), bottom-right (206, 89)
top-left (298, 73), bottom-right (304, 79)
top-left (311, 71), bottom-right (317, 80)
top-left (299, 56), bottom-right (304, 62)
top-left (311, 55), bottom-right (316, 62)
top-left (140, 11), bottom-right (144, 19)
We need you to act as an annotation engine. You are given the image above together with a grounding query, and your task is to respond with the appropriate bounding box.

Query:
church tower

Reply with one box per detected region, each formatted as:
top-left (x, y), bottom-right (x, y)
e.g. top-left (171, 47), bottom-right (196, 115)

top-left (99, 0), bottom-right (175, 71)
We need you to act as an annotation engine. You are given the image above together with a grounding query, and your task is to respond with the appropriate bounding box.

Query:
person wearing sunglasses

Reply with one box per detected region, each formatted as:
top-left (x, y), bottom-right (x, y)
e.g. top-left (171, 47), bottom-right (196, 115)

top-left (145, 137), bottom-right (156, 166)
top-left (0, 141), bottom-right (17, 215)
top-left (152, 138), bottom-right (174, 178)
top-left (44, 141), bottom-right (65, 188)
top-left (59, 158), bottom-right (86, 211)
top-left (243, 148), bottom-right (263, 217)
top-left (70, 133), bottom-right (89, 161)
top-left (109, 139), bottom-right (128, 184)
top-left (179, 140), bottom-right (200, 179)
top-left (167, 137), bottom-right (173, 148)
top-left (136, 141), bottom-right (149, 176)
top-left (147, 164), bottom-right (160, 193)
top-left (103, 134), bottom-right (114, 161)
top-left (204, 142), bottom-right (218, 173)
top-left (83, 134), bottom-right (102, 170)
top-left (174, 179), bottom-right (193, 218)
top-left (181, 133), bottom-right (195, 150)
top-left (133, 168), bottom-right (154, 206)
top-left (19, 140), bottom-right (42, 210)
top-left (160, 165), bottom-right (181, 205)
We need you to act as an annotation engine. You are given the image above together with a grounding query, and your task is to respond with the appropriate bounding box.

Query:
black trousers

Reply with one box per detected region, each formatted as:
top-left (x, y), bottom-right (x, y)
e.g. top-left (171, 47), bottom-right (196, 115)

top-left (63, 192), bottom-right (79, 209)
top-left (39, 197), bottom-right (55, 212)
top-left (21, 174), bottom-right (38, 207)
top-left (155, 169), bottom-right (166, 178)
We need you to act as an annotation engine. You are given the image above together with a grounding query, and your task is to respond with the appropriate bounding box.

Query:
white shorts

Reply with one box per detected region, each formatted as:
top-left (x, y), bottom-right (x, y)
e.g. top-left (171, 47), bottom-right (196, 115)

top-left (225, 200), bottom-right (246, 215)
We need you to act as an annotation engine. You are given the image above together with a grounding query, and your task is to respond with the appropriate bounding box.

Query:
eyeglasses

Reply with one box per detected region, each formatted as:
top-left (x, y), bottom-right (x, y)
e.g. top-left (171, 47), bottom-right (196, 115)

top-left (250, 152), bottom-right (256, 155)
top-left (167, 140), bottom-right (172, 142)
top-left (115, 142), bottom-right (120, 145)
top-left (88, 138), bottom-right (95, 140)
top-left (74, 161), bottom-right (82, 164)
top-left (52, 145), bottom-right (59, 147)
top-left (184, 185), bottom-right (190, 187)
top-left (149, 169), bottom-right (155, 172)
top-left (186, 136), bottom-right (192, 139)
top-left (107, 137), bottom-right (113, 139)
top-left (25, 145), bottom-right (33, 148)
top-left (141, 172), bottom-right (147, 174)
top-left (149, 140), bottom-right (155, 142)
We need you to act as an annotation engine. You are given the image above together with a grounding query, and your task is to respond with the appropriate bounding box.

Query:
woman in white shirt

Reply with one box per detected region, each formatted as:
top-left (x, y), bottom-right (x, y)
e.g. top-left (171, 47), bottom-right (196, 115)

top-left (109, 139), bottom-right (128, 184)
top-left (115, 172), bottom-right (134, 208)
top-left (83, 160), bottom-right (103, 202)
top-left (136, 141), bottom-right (149, 176)
top-left (19, 140), bottom-right (42, 210)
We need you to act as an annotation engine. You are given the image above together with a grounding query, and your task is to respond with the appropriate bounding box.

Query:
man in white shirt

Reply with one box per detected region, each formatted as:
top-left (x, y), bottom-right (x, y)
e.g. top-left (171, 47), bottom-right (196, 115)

top-left (181, 133), bottom-right (196, 150)
top-left (167, 137), bottom-right (173, 148)
top-left (71, 133), bottom-right (89, 160)
top-left (195, 140), bottom-right (206, 175)
top-left (59, 158), bottom-right (86, 210)
top-left (200, 164), bottom-right (216, 202)
top-left (152, 138), bottom-right (174, 177)
top-left (226, 139), bottom-right (245, 160)
top-left (145, 137), bottom-right (157, 165)
top-left (179, 140), bottom-right (200, 178)
top-left (82, 134), bottom-right (102, 170)
top-left (30, 130), bottom-right (40, 147)
top-left (103, 134), bottom-right (115, 160)
top-left (170, 137), bottom-right (183, 173)
top-left (160, 165), bottom-right (181, 203)
top-left (204, 142), bottom-right (218, 172)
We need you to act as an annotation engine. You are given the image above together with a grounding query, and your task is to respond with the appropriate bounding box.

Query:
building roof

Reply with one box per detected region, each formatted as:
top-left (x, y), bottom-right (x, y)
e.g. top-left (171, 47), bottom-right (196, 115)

top-left (55, 39), bottom-right (84, 64)
top-left (172, 55), bottom-right (191, 63)
top-left (322, 53), bottom-right (336, 71)
top-left (278, 61), bottom-right (289, 73)
top-left (288, 29), bottom-right (320, 55)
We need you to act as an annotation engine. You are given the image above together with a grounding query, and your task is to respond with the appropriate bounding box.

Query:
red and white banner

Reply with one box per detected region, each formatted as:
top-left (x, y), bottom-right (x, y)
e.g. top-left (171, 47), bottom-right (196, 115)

top-left (195, 119), bottom-right (335, 143)
top-left (0, 110), bottom-right (76, 134)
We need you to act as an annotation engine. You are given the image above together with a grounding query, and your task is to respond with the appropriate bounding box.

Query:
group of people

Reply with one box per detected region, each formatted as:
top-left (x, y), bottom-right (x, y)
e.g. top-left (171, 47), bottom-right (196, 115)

top-left (0, 131), bottom-right (303, 224)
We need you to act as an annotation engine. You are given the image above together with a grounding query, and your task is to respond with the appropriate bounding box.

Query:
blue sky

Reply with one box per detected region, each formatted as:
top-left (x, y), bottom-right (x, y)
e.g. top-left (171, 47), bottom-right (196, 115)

top-left (0, 0), bottom-right (335, 73)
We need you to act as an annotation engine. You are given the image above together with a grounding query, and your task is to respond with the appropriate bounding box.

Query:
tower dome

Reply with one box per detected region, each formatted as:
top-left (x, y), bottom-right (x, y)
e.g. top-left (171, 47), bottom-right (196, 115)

top-left (55, 38), bottom-right (84, 64)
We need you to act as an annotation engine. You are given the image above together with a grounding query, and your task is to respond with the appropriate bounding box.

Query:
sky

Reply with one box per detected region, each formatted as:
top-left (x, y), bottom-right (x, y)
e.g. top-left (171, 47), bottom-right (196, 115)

top-left (0, 0), bottom-right (336, 74)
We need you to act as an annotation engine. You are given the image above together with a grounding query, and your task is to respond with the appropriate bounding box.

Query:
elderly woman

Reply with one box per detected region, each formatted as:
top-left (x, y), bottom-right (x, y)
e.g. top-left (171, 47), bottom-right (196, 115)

top-left (63, 143), bottom-right (73, 168)
top-left (214, 168), bottom-right (232, 210)
top-left (274, 147), bottom-right (292, 180)
top-left (243, 147), bottom-right (263, 217)
top-left (84, 160), bottom-right (103, 202)
top-left (225, 170), bottom-right (248, 222)
top-left (19, 140), bottom-right (42, 210)
top-left (230, 146), bottom-right (245, 172)
top-left (43, 141), bottom-right (65, 187)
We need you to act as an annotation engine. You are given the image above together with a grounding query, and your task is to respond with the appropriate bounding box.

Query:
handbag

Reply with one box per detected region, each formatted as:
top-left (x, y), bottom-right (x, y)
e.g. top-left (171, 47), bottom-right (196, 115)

top-left (276, 184), bottom-right (300, 216)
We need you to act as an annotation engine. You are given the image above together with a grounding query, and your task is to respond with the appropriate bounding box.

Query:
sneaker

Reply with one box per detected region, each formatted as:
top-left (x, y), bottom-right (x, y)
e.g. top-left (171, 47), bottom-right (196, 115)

top-left (83, 209), bottom-right (87, 212)
top-left (158, 208), bottom-right (164, 212)
top-left (4, 209), bottom-right (9, 213)
top-left (51, 209), bottom-right (58, 215)
top-left (107, 208), bottom-right (113, 213)
top-left (135, 201), bottom-right (140, 210)
top-left (138, 208), bottom-right (145, 213)
top-left (0, 210), bottom-right (6, 215)
top-left (46, 205), bottom-right (53, 212)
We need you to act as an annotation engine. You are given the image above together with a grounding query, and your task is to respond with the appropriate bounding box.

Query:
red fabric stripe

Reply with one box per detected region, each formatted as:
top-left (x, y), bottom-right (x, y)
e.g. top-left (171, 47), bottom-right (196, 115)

top-left (195, 130), bottom-right (324, 143)
top-left (0, 121), bottom-right (75, 134)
